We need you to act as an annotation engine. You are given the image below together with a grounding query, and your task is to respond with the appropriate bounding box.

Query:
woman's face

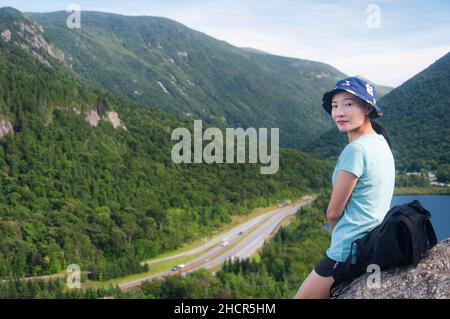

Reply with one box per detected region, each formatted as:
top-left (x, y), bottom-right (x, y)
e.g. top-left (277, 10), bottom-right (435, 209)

top-left (331, 91), bottom-right (372, 132)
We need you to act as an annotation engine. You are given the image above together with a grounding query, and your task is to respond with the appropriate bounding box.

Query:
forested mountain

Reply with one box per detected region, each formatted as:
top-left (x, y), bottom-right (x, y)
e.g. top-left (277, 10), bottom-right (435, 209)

top-left (0, 193), bottom-right (332, 298)
top-left (305, 51), bottom-right (450, 172)
top-left (28, 10), bottom-right (391, 150)
top-left (0, 7), bottom-right (332, 279)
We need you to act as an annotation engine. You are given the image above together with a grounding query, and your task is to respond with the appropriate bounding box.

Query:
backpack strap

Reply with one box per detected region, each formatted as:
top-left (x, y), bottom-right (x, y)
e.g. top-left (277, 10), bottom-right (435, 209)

top-left (397, 214), bottom-right (421, 266)
top-left (409, 200), bottom-right (437, 248)
top-left (398, 214), bottom-right (437, 266)
top-left (424, 219), bottom-right (437, 248)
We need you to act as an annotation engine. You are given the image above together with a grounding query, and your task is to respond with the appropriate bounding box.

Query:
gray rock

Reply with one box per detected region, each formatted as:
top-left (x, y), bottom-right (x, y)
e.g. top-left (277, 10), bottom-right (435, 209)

top-left (0, 120), bottom-right (14, 140)
top-left (1, 29), bottom-right (11, 42)
top-left (12, 20), bottom-right (65, 65)
top-left (85, 110), bottom-right (101, 127)
top-left (337, 238), bottom-right (450, 299)
top-left (104, 111), bottom-right (127, 130)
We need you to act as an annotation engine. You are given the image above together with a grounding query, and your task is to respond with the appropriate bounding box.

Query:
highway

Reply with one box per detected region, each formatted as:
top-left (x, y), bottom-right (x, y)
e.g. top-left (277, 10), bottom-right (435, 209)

top-left (119, 195), bottom-right (316, 290)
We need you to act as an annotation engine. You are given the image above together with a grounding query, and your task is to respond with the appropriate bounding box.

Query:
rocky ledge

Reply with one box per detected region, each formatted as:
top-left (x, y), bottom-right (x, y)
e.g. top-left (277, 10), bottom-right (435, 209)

top-left (337, 238), bottom-right (450, 299)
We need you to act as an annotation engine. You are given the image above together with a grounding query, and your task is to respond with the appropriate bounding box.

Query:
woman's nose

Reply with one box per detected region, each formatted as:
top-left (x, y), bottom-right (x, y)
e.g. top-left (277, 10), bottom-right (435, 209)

top-left (332, 105), bottom-right (344, 117)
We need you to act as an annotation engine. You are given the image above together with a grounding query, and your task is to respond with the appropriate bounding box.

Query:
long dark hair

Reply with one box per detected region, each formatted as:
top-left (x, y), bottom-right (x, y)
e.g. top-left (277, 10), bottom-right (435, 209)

top-left (371, 119), bottom-right (391, 149)
top-left (361, 98), bottom-right (391, 150)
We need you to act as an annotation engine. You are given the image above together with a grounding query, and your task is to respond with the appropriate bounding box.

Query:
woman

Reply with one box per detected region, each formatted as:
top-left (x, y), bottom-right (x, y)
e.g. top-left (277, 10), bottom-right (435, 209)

top-left (295, 76), bottom-right (395, 299)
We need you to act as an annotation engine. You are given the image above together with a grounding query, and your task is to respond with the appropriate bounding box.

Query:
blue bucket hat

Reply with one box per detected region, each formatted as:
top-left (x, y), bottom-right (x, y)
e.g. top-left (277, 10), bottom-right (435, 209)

top-left (322, 76), bottom-right (383, 118)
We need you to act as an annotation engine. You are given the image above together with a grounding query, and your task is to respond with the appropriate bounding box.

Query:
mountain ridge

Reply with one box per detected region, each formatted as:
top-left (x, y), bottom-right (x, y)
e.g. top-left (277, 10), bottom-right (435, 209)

top-left (26, 9), bottom-right (381, 150)
top-left (0, 7), bottom-right (333, 280)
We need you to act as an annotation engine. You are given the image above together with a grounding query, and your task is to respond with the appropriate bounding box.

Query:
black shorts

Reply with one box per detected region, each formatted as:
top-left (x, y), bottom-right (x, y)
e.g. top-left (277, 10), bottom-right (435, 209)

top-left (314, 256), bottom-right (342, 277)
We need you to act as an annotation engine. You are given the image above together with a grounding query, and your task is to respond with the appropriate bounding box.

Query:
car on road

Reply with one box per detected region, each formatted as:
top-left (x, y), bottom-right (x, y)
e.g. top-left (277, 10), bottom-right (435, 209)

top-left (221, 241), bottom-right (229, 247)
top-left (171, 264), bottom-right (186, 271)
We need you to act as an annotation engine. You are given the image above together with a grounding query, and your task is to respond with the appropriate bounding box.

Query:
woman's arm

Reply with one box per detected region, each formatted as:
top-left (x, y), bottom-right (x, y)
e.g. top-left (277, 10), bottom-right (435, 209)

top-left (327, 170), bottom-right (359, 232)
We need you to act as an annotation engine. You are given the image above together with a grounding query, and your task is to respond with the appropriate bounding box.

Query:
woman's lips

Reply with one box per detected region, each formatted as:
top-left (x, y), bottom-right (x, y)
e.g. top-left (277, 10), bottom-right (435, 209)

top-left (337, 121), bottom-right (348, 125)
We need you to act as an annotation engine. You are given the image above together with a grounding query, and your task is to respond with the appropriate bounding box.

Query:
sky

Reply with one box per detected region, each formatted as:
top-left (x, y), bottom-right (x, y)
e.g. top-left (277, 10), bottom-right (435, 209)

top-left (1, 0), bottom-right (449, 87)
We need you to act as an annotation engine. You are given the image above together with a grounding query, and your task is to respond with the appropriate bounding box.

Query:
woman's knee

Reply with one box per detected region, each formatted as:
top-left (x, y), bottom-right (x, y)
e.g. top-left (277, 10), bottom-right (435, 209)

top-left (294, 270), bottom-right (334, 299)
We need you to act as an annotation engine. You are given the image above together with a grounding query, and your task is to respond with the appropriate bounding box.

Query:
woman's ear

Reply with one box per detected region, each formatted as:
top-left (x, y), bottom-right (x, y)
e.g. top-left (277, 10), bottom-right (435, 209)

top-left (364, 103), bottom-right (374, 116)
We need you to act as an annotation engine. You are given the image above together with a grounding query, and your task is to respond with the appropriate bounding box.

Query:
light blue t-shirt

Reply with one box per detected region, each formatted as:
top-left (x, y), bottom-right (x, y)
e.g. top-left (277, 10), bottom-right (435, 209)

top-left (326, 133), bottom-right (395, 262)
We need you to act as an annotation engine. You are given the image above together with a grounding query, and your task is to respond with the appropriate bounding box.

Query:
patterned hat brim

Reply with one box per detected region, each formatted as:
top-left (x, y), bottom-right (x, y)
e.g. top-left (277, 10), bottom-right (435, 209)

top-left (322, 88), bottom-right (383, 118)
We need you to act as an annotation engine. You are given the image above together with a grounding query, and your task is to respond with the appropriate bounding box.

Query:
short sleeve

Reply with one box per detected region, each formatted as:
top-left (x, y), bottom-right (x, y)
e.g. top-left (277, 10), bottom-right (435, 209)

top-left (337, 143), bottom-right (366, 178)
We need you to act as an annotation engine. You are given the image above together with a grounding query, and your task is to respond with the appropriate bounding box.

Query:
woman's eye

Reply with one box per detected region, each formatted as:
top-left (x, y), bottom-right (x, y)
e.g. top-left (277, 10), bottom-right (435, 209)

top-left (345, 103), bottom-right (352, 107)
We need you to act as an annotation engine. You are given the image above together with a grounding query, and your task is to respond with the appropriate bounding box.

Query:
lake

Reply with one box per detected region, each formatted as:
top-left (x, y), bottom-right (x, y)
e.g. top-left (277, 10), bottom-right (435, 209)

top-left (391, 195), bottom-right (450, 242)
top-left (323, 195), bottom-right (450, 241)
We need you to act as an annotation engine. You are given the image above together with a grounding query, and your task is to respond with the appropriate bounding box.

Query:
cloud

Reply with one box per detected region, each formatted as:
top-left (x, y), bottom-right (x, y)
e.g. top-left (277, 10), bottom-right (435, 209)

top-left (325, 45), bottom-right (450, 87)
top-left (2, 0), bottom-right (449, 86)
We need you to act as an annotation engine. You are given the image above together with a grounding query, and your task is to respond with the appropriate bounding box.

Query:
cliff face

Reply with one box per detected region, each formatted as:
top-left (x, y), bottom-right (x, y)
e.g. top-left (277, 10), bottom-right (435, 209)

top-left (337, 238), bottom-right (450, 299)
top-left (0, 7), bottom-right (65, 67)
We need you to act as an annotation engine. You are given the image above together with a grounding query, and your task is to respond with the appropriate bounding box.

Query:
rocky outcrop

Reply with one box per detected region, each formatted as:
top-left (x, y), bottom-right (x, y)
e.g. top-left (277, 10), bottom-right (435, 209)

top-left (337, 238), bottom-right (450, 299)
top-left (104, 111), bottom-right (127, 130)
top-left (157, 81), bottom-right (170, 94)
top-left (12, 20), bottom-right (65, 64)
top-left (0, 9), bottom-right (65, 66)
top-left (1, 29), bottom-right (11, 42)
top-left (85, 110), bottom-right (101, 127)
top-left (177, 51), bottom-right (188, 57)
top-left (0, 120), bottom-right (14, 140)
top-left (85, 110), bottom-right (127, 130)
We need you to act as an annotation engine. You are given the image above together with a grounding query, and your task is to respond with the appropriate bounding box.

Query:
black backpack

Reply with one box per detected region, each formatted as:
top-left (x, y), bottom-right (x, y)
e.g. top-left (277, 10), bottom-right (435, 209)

top-left (331, 199), bottom-right (437, 295)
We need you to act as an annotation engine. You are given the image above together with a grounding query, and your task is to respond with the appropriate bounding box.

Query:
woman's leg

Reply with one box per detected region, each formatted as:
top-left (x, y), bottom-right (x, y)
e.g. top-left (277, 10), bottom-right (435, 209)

top-left (293, 269), bottom-right (334, 299)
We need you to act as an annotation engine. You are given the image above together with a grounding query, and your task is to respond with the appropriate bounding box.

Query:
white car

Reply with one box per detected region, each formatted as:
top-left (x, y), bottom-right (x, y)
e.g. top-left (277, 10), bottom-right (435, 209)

top-left (171, 264), bottom-right (186, 271)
